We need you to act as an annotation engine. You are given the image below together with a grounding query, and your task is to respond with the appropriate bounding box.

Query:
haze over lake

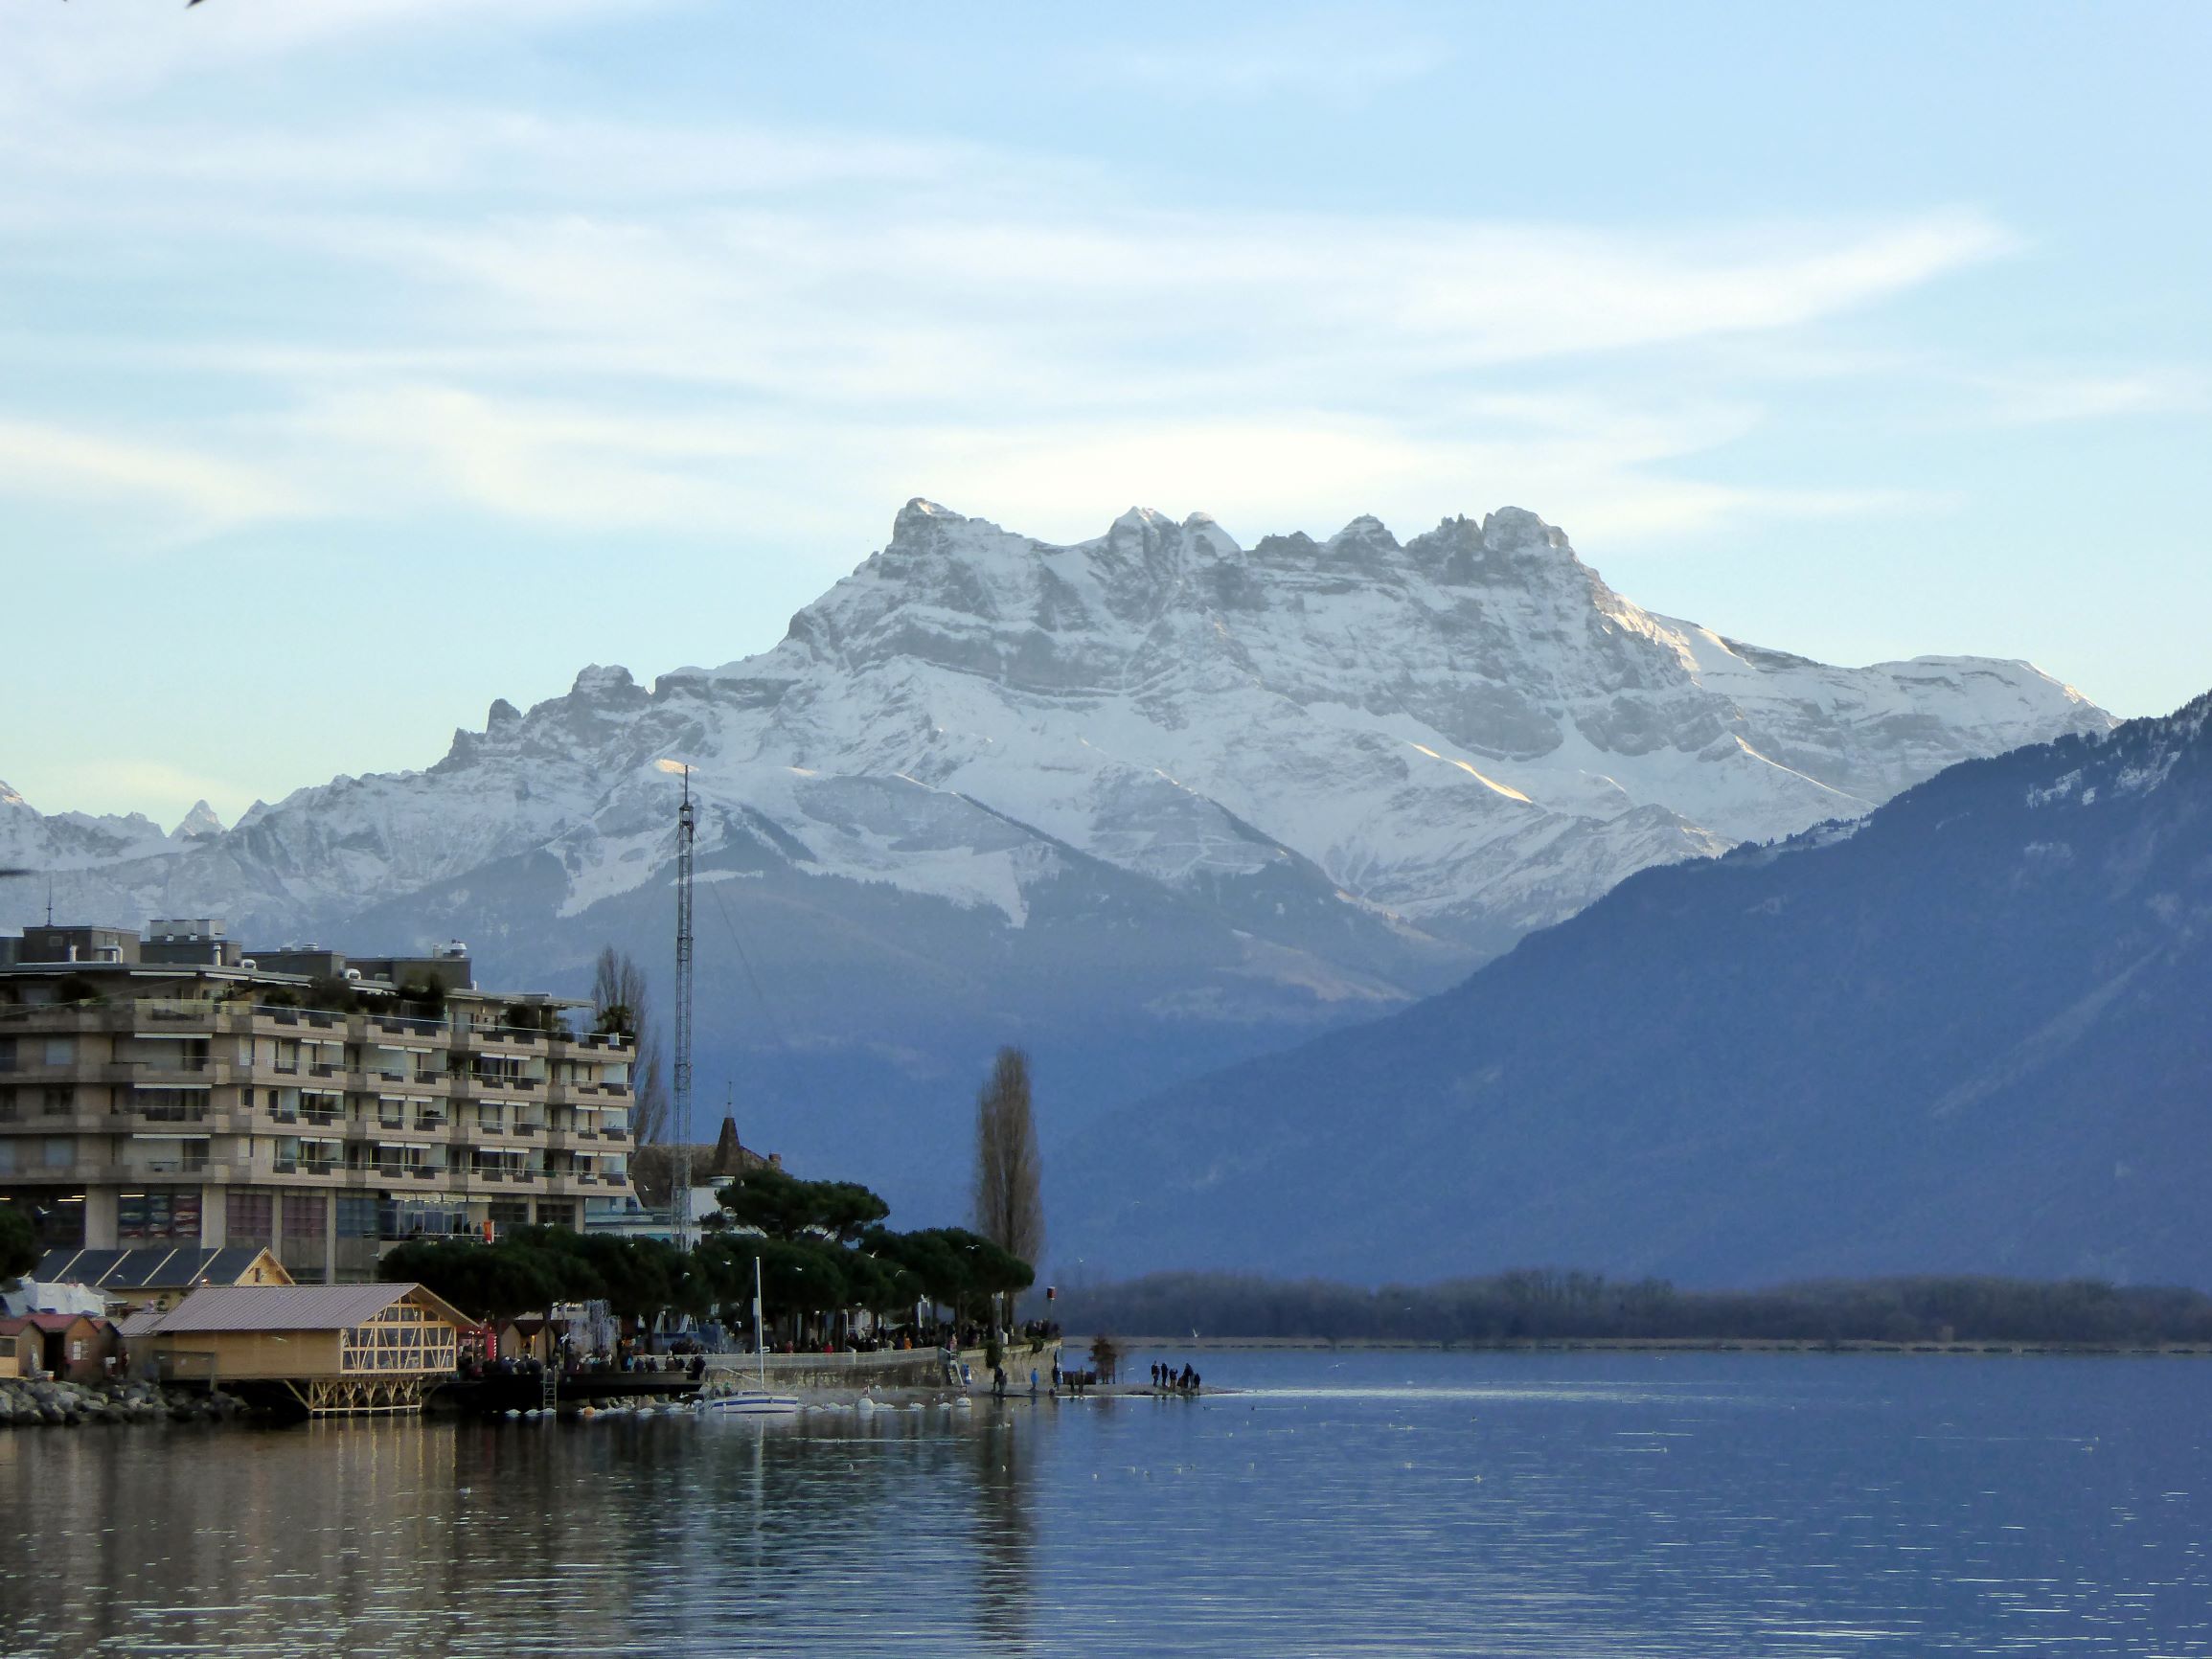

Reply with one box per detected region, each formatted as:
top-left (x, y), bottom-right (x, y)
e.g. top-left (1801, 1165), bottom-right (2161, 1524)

top-left (2, 1351), bottom-right (2204, 1657)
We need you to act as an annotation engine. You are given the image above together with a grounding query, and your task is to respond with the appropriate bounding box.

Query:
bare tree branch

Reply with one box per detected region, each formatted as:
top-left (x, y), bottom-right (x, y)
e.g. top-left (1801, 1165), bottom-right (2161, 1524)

top-left (593, 944), bottom-right (671, 1145)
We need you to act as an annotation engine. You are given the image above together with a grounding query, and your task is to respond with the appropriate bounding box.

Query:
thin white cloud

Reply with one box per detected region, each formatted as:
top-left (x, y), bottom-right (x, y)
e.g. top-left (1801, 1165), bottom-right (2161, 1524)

top-left (0, 418), bottom-right (302, 527)
top-left (276, 201), bottom-right (2017, 412)
top-left (1979, 368), bottom-right (2206, 425)
top-left (0, 0), bottom-right (644, 114)
top-left (1112, 6), bottom-right (1448, 104)
top-left (0, 9), bottom-right (2120, 564)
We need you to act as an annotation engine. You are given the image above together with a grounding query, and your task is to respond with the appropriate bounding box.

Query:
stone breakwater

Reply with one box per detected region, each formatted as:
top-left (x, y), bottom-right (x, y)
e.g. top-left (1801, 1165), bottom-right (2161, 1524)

top-left (0, 1377), bottom-right (250, 1427)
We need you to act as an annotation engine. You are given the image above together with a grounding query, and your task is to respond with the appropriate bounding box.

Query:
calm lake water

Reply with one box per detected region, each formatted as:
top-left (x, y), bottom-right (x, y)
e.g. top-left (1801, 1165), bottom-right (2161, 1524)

top-left (0, 1350), bottom-right (2205, 1656)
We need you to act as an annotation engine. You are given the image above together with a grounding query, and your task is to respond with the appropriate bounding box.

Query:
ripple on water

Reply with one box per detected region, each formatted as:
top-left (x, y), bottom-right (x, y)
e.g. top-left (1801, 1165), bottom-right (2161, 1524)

top-left (0, 1352), bottom-right (2206, 1655)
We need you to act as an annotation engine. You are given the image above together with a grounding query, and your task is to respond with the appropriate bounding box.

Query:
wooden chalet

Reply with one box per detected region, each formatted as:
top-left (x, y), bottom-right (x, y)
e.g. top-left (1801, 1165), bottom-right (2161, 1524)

top-left (0, 1311), bottom-right (120, 1384)
top-left (125, 1282), bottom-right (469, 1416)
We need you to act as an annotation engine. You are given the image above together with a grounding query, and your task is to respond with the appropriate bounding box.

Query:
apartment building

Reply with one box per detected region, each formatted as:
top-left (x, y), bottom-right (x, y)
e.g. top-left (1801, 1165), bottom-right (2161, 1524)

top-left (0, 920), bottom-right (635, 1283)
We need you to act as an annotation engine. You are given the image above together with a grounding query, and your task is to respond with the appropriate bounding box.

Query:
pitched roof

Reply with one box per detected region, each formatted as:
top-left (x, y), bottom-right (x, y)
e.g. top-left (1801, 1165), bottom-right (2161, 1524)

top-left (628, 1115), bottom-right (777, 1202)
top-left (141, 1284), bottom-right (427, 1333)
top-left (34, 1245), bottom-right (290, 1291)
top-left (0, 1311), bottom-right (103, 1334)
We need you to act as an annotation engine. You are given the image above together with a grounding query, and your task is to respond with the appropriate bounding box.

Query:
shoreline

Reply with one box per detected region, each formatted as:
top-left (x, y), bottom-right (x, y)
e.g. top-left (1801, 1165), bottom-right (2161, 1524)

top-left (0, 1376), bottom-right (249, 1427)
top-left (12, 1337), bottom-right (2200, 1432)
top-left (1094, 1334), bottom-right (2212, 1356)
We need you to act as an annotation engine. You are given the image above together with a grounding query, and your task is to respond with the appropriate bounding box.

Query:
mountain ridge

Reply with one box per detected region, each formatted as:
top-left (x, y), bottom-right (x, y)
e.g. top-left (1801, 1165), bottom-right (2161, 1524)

top-left (1, 499), bottom-right (2112, 1222)
top-left (1053, 691), bottom-right (2212, 1285)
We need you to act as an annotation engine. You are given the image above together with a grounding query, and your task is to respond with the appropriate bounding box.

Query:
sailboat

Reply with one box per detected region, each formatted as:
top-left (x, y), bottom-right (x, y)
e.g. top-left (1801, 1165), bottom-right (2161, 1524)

top-left (700, 1256), bottom-right (800, 1416)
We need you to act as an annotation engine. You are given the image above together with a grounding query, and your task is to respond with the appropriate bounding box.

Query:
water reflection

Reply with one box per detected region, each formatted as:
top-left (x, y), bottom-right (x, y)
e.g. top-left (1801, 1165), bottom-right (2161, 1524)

top-left (1, 1354), bottom-right (2207, 1657)
top-left (969, 1405), bottom-right (1037, 1650)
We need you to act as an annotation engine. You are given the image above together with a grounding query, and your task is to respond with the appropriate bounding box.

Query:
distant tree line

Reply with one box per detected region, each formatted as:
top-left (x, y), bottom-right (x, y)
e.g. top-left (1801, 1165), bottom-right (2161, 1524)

top-left (1044, 1269), bottom-right (2212, 1348)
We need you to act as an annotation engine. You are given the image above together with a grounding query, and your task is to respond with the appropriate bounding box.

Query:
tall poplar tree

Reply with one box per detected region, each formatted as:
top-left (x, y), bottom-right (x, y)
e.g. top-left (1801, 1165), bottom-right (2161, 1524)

top-left (970, 1046), bottom-right (1044, 1307)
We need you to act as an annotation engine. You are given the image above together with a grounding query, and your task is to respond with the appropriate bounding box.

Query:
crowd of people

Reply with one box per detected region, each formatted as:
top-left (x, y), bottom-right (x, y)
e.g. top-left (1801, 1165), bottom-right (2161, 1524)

top-left (1150, 1360), bottom-right (1202, 1393)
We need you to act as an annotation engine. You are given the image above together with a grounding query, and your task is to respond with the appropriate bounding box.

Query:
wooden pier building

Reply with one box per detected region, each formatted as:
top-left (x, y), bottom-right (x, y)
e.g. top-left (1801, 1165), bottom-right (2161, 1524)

top-left (125, 1282), bottom-right (468, 1416)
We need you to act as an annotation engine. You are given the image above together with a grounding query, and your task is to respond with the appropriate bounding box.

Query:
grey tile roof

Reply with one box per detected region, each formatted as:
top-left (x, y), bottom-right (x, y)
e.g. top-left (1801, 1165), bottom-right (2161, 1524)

top-left (142, 1284), bottom-right (415, 1333)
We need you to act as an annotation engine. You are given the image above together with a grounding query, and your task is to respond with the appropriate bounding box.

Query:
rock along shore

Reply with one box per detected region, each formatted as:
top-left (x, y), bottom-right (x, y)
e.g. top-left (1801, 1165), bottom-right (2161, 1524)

top-left (0, 1376), bottom-right (251, 1427)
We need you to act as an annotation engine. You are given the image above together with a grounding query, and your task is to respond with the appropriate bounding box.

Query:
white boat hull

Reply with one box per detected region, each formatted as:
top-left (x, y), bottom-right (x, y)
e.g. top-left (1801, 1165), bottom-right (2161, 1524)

top-left (701, 1392), bottom-right (801, 1417)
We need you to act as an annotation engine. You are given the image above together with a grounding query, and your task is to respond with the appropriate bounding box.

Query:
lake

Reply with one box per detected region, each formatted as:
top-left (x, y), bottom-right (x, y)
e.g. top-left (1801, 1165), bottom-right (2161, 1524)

top-left (0, 1349), bottom-right (2205, 1655)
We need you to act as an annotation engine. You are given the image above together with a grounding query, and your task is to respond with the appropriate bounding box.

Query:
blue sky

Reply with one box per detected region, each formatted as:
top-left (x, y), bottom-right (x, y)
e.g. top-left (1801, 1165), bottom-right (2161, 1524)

top-left (2, 1), bottom-right (2206, 825)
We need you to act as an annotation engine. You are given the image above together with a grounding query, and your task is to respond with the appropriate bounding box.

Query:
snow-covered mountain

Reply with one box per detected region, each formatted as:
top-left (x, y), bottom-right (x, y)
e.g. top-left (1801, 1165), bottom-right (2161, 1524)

top-left (0, 781), bottom-right (189, 875)
top-left (1054, 690), bottom-right (2212, 1284)
top-left (3, 500), bottom-right (2109, 1218)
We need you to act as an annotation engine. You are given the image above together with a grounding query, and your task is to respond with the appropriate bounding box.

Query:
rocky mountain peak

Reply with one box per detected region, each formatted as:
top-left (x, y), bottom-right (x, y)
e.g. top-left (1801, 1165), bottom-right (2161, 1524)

top-left (4, 493), bottom-right (2113, 1013)
top-left (569, 664), bottom-right (642, 701)
top-left (171, 800), bottom-right (225, 840)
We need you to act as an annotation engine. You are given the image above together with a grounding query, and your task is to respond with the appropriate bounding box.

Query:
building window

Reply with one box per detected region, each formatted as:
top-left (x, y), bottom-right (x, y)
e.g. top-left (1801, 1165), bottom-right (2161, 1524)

top-left (119, 1188), bottom-right (201, 1242)
top-left (42, 1037), bottom-right (73, 1068)
top-left (41, 1088), bottom-right (72, 1117)
top-left (283, 1193), bottom-right (324, 1240)
top-left (0, 1142), bottom-right (14, 1175)
top-left (227, 1190), bottom-right (274, 1241)
top-left (0, 1037), bottom-right (14, 1073)
top-left (132, 1089), bottom-right (209, 1123)
top-left (336, 1194), bottom-right (378, 1239)
top-left (42, 1137), bottom-right (72, 1169)
top-left (486, 1199), bottom-right (531, 1229)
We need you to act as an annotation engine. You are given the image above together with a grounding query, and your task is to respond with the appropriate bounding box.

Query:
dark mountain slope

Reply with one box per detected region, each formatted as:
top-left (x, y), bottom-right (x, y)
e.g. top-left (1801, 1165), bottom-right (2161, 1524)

top-left (1053, 694), bottom-right (2212, 1286)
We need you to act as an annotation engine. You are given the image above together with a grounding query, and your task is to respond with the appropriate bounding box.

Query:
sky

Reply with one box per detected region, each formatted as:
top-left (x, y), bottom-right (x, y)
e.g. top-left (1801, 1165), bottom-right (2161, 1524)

top-left (1, 0), bottom-right (2207, 828)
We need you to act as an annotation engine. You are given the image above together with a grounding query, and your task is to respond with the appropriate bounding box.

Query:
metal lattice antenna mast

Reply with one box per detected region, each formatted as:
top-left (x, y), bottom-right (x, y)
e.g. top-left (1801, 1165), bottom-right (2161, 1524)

top-left (672, 765), bottom-right (696, 1257)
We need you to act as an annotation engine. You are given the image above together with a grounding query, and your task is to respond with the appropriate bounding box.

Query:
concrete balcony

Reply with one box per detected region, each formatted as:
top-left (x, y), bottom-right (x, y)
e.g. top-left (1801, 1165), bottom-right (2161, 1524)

top-left (133, 1005), bottom-right (234, 1035)
top-left (114, 1157), bottom-right (237, 1182)
top-left (261, 1157), bottom-right (347, 1183)
top-left (368, 1014), bottom-right (447, 1041)
top-left (2, 1108), bottom-right (112, 1133)
top-left (469, 1120), bottom-right (540, 1147)
top-left (0, 1158), bottom-right (118, 1185)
